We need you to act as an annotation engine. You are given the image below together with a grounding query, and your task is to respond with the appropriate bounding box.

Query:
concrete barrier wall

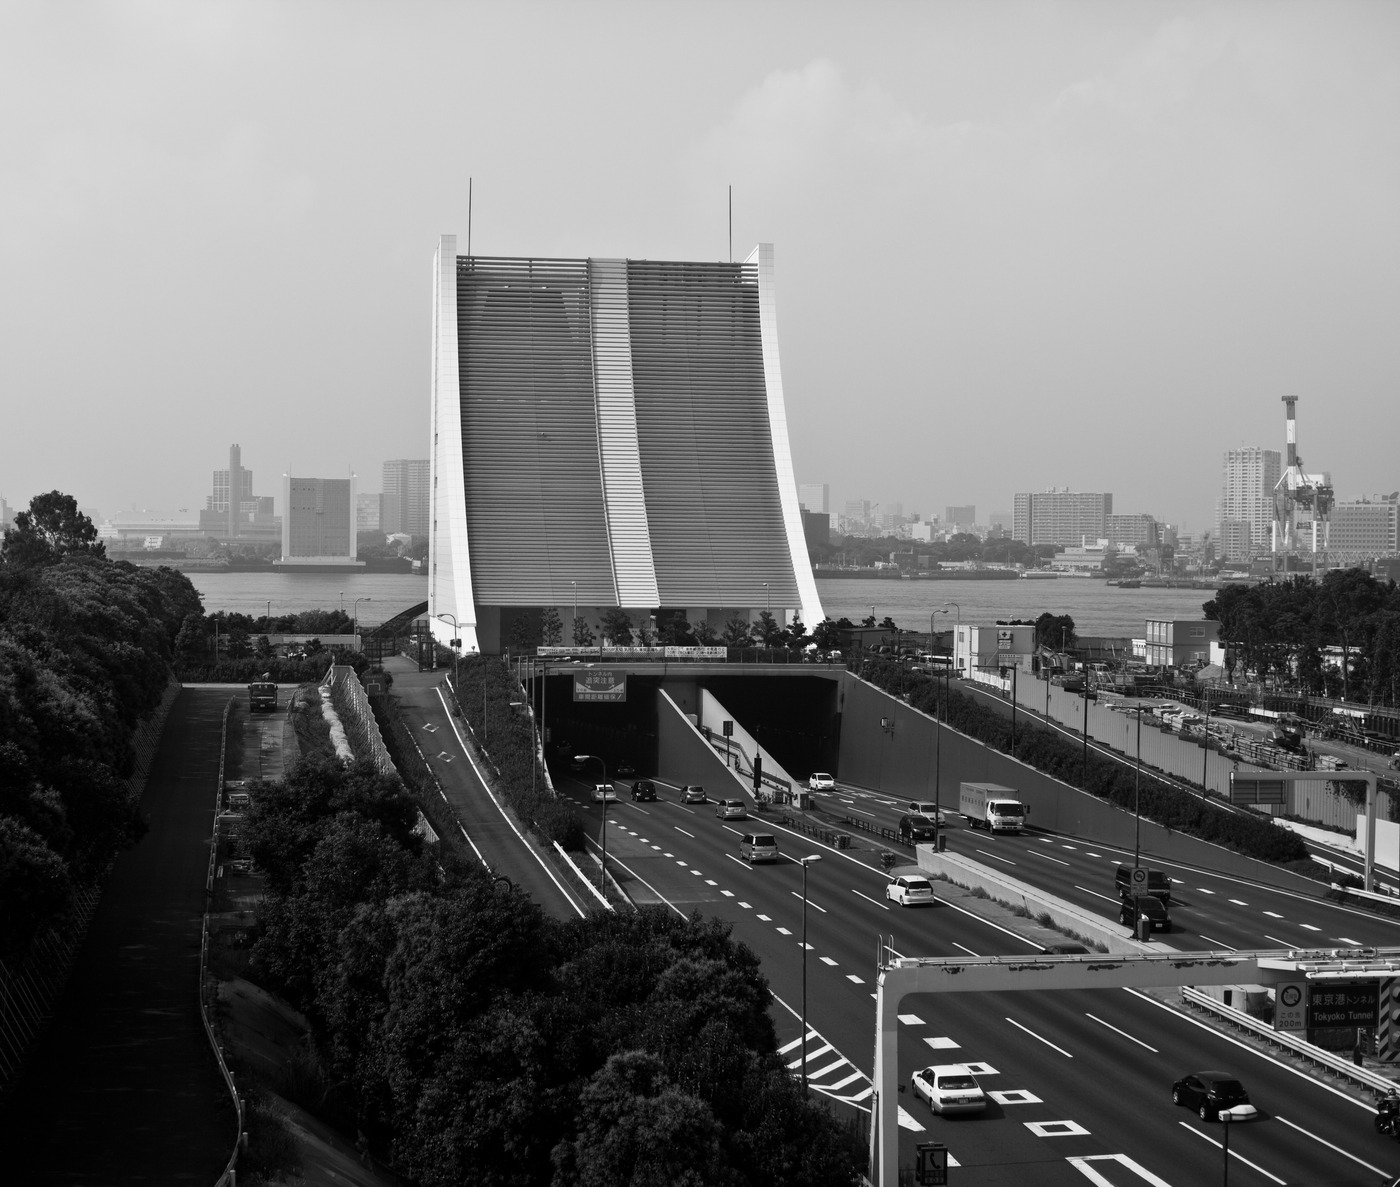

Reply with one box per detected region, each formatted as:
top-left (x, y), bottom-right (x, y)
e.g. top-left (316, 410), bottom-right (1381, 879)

top-left (917, 850), bottom-right (1159, 956)
top-left (655, 688), bottom-right (750, 799)
top-left (836, 672), bottom-right (1323, 894)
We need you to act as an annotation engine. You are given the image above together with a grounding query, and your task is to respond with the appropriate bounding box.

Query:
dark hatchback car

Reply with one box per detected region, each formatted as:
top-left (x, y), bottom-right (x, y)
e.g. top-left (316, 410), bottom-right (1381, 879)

top-left (631, 780), bottom-right (657, 802)
top-left (898, 813), bottom-right (939, 843)
top-left (1120, 893), bottom-right (1171, 932)
top-left (1171, 1071), bottom-right (1254, 1121)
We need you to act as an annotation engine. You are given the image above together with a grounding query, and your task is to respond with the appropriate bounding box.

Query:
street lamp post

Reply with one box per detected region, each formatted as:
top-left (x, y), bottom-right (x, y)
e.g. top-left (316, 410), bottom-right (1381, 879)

top-left (1221, 1110), bottom-right (1233, 1186)
top-left (1201, 687), bottom-right (1214, 798)
top-left (929, 609), bottom-right (949, 848)
top-left (577, 754), bottom-right (610, 892)
top-left (763, 582), bottom-right (770, 614)
top-left (266, 600), bottom-right (271, 635)
top-left (571, 580), bottom-right (578, 645)
top-left (353, 597), bottom-right (372, 648)
top-left (436, 612), bottom-right (460, 692)
top-left (943, 602), bottom-right (960, 672)
top-left (1131, 704), bottom-right (1144, 869)
top-left (798, 854), bottom-right (822, 1094)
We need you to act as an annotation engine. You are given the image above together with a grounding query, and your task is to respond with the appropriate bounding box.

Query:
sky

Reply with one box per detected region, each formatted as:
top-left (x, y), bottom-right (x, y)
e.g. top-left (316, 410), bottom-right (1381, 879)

top-left (1, 0), bottom-right (1396, 535)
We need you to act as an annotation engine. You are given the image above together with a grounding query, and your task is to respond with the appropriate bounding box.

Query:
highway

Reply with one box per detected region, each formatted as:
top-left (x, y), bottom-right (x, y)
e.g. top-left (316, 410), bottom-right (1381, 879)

top-left (551, 767), bottom-right (1400, 1186)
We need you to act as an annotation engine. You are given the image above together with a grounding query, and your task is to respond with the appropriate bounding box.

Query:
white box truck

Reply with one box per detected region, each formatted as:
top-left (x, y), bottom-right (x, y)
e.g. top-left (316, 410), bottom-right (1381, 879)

top-left (959, 782), bottom-right (1027, 833)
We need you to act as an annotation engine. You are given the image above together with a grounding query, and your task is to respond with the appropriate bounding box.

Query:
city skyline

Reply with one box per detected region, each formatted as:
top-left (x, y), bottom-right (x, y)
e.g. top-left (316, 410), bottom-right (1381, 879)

top-left (1, 4), bottom-right (1396, 536)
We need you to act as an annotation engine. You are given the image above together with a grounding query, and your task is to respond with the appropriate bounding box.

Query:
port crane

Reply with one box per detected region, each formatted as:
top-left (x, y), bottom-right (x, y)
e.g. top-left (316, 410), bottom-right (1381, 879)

top-left (1271, 395), bottom-right (1334, 575)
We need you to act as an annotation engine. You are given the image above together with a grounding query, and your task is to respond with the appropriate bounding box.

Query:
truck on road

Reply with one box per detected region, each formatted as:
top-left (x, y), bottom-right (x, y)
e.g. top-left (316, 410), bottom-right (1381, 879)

top-left (958, 782), bottom-right (1028, 833)
top-left (247, 678), bottom-right (278, 713)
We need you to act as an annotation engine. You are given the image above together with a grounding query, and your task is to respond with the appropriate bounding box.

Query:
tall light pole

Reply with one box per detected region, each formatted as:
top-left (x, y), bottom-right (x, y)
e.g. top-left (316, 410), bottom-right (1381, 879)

top-left (266, 600), bottom-right (271, 634)
top-left (577, 754), bottom-right (610, 892)
top-left (436, 612), bottom-right (460, 691)
top-left (929, 609), bottom-right (949, 848)
top-left (798, 854), bottom-right (822, 1094)
top-left (763, 582), bottom-right (770, 615)
top-left (353, 597), bottom-right (372, 645)
top-left (1201, 686), bottom-right (1214, 799)
top-left (571, 580), bottom-right (578, 644)
top-left (1131, 704), bottom-right (1144, 870)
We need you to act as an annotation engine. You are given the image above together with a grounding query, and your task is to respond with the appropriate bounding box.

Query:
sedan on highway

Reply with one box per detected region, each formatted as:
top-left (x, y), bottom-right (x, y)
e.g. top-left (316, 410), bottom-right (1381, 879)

top-left (680, 785), bottom-right (706, 804)
top-left (591, 784), bottom-right (618, 803)
top-left (808, 772), bottom-right (834, 790)
top-left (911, 1064), bottom-right (986, 1115)
top-left (1171, 1071), bottom-right (1257, 1121)
top-left (906, 800), bottom-right (949, 824)
top-left (886, 875), bottom-right (935, 907)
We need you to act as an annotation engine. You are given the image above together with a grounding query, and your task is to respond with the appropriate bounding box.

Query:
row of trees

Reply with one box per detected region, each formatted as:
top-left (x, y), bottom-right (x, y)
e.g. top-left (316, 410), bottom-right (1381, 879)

top-left (1205, 570), bottom-right (1400, 705)
top-left (243, 755), bottom-right (864, 1186)
top-left (860, 656), bottom-right (1311, 866)
top-left (0, 492), bottom-right (203, 961)
top-left (809, 532), bottom-right (1064, 571)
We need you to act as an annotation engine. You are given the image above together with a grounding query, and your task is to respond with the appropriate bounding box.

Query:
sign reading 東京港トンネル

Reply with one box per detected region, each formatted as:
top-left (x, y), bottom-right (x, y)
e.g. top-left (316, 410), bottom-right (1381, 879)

top-left (573, 670), bottom-right (627, 703)
top-left (1306, 981), bottom-right (1379, 1029)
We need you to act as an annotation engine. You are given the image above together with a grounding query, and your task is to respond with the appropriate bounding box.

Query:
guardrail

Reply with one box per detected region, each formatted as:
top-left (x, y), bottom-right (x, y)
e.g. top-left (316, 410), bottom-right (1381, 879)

top-left (1179, 986), bottom-right (1397, 1098)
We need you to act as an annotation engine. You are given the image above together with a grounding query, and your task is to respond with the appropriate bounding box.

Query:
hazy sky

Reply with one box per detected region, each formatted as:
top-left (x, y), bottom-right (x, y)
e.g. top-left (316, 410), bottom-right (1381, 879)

top-left (2, 1), bottom-right (1396, 533)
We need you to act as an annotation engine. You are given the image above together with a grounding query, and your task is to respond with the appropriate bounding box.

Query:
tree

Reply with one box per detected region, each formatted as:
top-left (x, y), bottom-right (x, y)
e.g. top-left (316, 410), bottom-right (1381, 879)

top-left (572, 617), bottom-right (596, 647)
top-left (541, 607), bottom-right (563, 647)
top-left (1, 491), bottom-right (106, 567)
top-left (722, 617), bottom-right (751, 647)
top-left (751, 611), bottom-right (783, 647)
top-left (600, 608), bottom-right (635, 646)
top-left (508, 613), bottom-right (538, 652)
top-left (786, 615), bottom-right (809, 653)
top-left (810, 618), bottom-right (840, 652)
top-left (658, 613), bottom-right (695, 646)
top-left (1034, 612), bottom-right (1076, 652)
top-left (692, 619), bottom-right (718, 646)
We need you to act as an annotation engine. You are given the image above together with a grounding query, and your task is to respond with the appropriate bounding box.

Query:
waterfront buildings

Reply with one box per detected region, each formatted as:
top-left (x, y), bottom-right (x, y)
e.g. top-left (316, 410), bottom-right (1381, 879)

top-left (382, 459), bottom-right (430, 537)
top-left (945, 505), bottom-right (975, 531)
top-left (1217, 447), bottom-right (1281, 562)
top-left (279, 475), bottom-right (360, 568)
top-left (1012, 489), bottom-right (1113, 547)
top-left (428, 238), bottom-right (821, 654)
top-left (1105, 513), bottom-right (1160, 549)
top-left (798, 483), bottom-right (829, 514)
top-left (356, 493), bottom-right (381, 533)
top-left (1144, 618), bottom-right (1219, 668)
top-left (1330, 494), bottom-right (1399, 561)
top-left (197, 444), bottom-right (280, 546)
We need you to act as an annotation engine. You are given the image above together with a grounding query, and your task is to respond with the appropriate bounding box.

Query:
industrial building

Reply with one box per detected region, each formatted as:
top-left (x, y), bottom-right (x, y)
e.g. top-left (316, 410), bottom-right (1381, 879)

top-left (428, 238), bottom-right (821, 655)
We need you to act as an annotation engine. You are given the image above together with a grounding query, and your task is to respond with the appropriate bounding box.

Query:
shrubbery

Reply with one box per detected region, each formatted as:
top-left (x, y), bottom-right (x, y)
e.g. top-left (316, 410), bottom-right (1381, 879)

top-left (865, 660), bottom-right (1309, 865)
top-left (242, 757), bottom-right (864, 1185)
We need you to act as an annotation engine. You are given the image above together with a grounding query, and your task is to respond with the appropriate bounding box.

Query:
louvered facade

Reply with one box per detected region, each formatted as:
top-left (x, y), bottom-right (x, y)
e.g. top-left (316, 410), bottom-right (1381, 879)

top-left (429, 237), bottom-right (822, 654)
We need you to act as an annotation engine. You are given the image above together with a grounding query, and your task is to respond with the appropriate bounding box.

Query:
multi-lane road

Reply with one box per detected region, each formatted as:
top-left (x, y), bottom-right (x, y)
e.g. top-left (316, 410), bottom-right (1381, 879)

top-left (548, 770), bottom-right (1400, 1186)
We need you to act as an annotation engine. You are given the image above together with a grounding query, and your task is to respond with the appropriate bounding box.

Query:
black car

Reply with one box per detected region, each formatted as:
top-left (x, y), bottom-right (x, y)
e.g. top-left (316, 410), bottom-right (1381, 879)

top-left (1171, 1071), bottom-right (1255, 1121)
top-left (897, 813), bottom-right (939, 843)
top-left (630, 779), bottom-right (657, 802)
top-left (1119, 893), bottom-right (1171, 932)
top-left (617, 760), bottom-right (637, 777)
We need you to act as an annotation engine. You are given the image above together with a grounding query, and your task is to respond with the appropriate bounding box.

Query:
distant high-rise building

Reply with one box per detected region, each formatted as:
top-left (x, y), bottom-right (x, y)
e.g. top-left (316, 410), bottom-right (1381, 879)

top-left (1106, 513), bottom-right (1160, 549)
top-left (1330, 495), bottom-right (1399, 559)
top-left (382, 459), bottom-right (430, 536)
top-left (280, 475), bottom-right (360, 566)
top-left (1216, 447), bottom-right (1280, 562)
top-left (945, 505), bottom-right (975, 530)
top-left (356, 492), bottom-right (382, 533)
top-left (844, 498), bottom-right (871, 521)
top-left (989, 512), bottom-right (1012, 532)
top-left (1012, 489), bottom-right (1112, 547)
top-left (199, 444), bottom-right (278, 543)
top-left (798, 483), bottom-right (829, 514)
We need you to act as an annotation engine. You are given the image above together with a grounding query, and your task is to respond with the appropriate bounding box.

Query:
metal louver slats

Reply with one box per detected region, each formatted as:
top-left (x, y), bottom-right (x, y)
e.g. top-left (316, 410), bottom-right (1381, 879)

top-left (457, 257), bottom-right (616, 607)
top-left (627, 259), bottom-right (801, 610)
top-left (590, 259), bottom-right (659, 607)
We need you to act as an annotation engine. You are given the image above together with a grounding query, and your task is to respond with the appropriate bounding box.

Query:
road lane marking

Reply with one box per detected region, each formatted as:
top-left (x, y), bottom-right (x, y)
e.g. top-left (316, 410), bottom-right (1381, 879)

top-left (812, 1058), bottom-right (848, 1078)
top-left (725, 854), bottom-right (747, 868)
top-left (844, 805), bottom-right (877, 817)
top-left (847, 974), bottom-right (865, 984)
top-left (1263, 910), bottom-right (1283, 918)
top-left (962, 1062), bottom-right (998, 1075)
top-left (990, 1089), bottom-right (1041, 1105)
top-left (1299, 923), bottom-right (1321, 931)
top-left (690, 869), bottom-right (703, 876)
top-left (757, 914), bottom-right (771, 921)
top-left (739, 901), bottom-right (751, 908)
top-left (1337, 936), bottom-right (1363, 944)
top-left (791, 891), bottom-right (828, 913)
top-left (924, 1036), bottom-right (959, 1049)
top-left (776, 927), bottom-right (791, 935)
top-left (1066, 1153), bottom-right (1171, 1186)
top-left (705, 879), bottom-right (717, 885)
top-left (1086, 851), bottom-right (1102, 858)
top-left (1074, 884), bottom-right (1121, 904)
top-left (721, 889), bottom-right (734, 897)
top-left (1026, 1120), bottom-right (1089, 1137)
top-left (953, 943), bottom-right (981, 957)
top-left (1005, 1017), bottom-right (1073, 1058)
top-left (674, 826), bottom-right (695, 838)
top-left (821, 956), bottom-right (839, 966)
top-left (1264, 934), bottom-right (1293, 946)
top-left (1196, 887), bottom-right (1215, 894)
top-left (1276, 1114), bottom-right (1390, 1178)
top-left (1229, 899), bottom-right (1248, 905)
top-left (1178, 1122), bottom-right (1284, 1183)
top-left (976, 848), bottom-right (1017, 865)
top-left (830, 1071), bottom-right (865, 1090)
top-left (1030, 850), bottom-right (1071, 867)
top-left (1199, 935), bottom-right (1238, 951)
top-left (853, 889), bottom-right (889, 909)
top-left (1085, 1012), bottom-right (1157, 1052)
top-left (899, 1014), bottom-right (924, 1025)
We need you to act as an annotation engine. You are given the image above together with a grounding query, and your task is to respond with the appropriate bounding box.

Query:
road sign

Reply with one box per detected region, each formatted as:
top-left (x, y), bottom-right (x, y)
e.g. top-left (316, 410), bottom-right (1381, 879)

top-left (1131, 867), bottom-right (1149, 889)
top-left (1275, 981), bottom-right (1306, 1031)
top-left (572, 670), bottom-right (627, 703)
top-left (1307, 981), bottom-right (1380, 1029)
top-left (1229, 774), bottom-right (1287, 806)
top-left (916, 1142), bottom-right (948, 1185)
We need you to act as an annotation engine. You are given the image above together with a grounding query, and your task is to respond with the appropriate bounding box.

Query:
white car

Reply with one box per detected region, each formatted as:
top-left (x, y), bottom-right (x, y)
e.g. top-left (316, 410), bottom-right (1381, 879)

top-left (906, 800), bottom-right (949, 824)
top-left (591, 783), bottom-right (618, 803)
top-left (911, 1064), bottom-right (987, 1115)
top-left (885, 875), bottom-right (935, 907)
top-left (808, 772), bottom-right (834, 790)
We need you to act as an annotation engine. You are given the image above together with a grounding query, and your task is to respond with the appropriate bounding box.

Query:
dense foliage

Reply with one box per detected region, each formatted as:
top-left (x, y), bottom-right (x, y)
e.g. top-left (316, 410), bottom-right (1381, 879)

top-left (863, 659), bottom-right (1311, 865)
top-left (0, 494), bottom-right (203, 960)
top-left (1204, 571), bottom-right (1400, 705)
top-left (244, 755), bottom-right (864, 1186)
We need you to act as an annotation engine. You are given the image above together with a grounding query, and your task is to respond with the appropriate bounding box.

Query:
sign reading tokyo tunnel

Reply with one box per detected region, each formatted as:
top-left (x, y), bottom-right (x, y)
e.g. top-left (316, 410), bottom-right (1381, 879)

top-left (573, 670), bottom-right (627, 703)
top-left (1306, 981), bottom-right (1379, 1029)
